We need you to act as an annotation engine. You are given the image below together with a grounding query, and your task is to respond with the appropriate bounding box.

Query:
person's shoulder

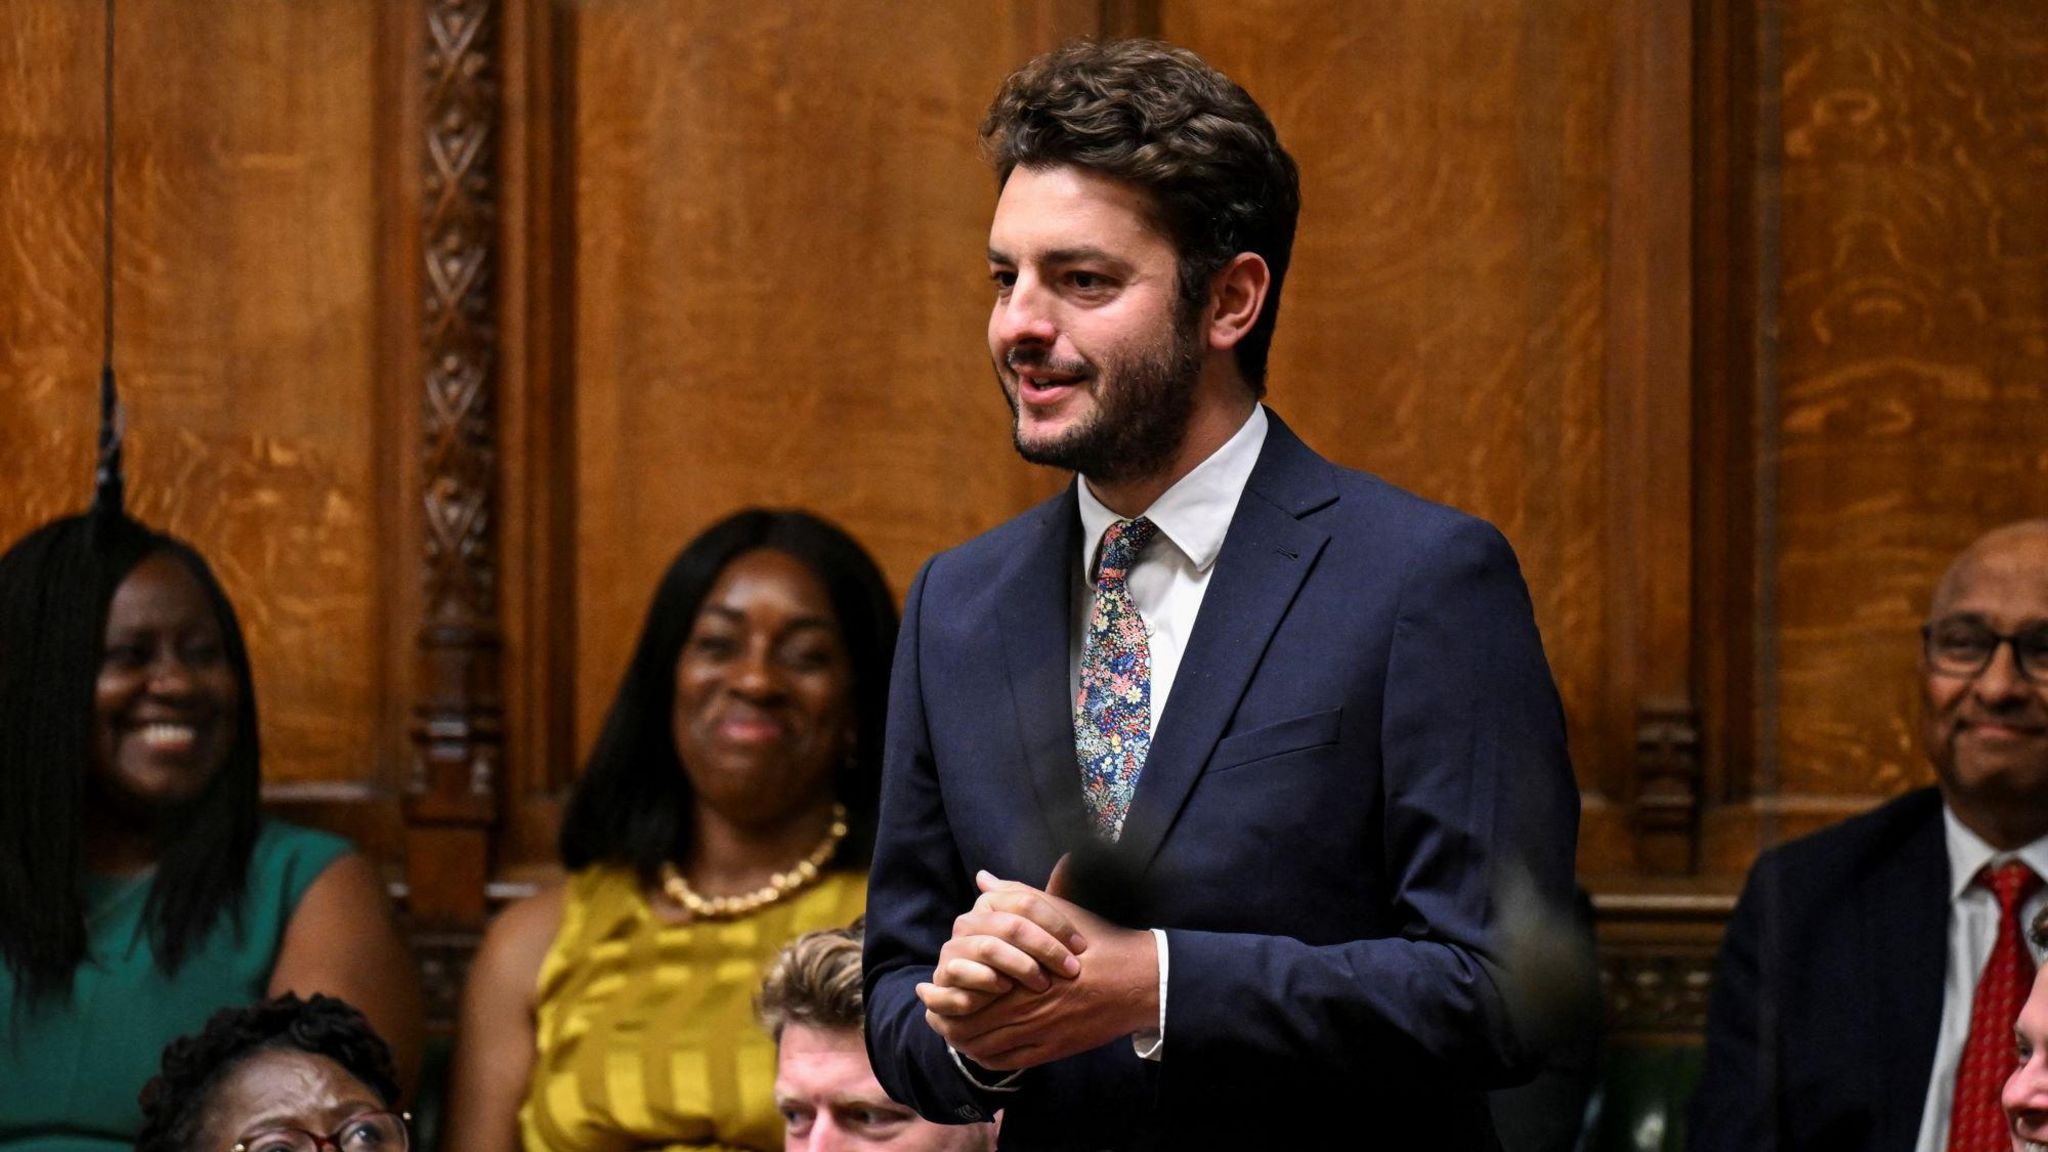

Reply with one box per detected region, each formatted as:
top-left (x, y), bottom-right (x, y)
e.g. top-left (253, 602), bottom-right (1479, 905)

top-left (468, 878), bottom-right (569, 1009)
top-left (1748, 787), bottom-right (1944, 891)
top-left (252, 818), bottom-right (357, 902)
top-left (918, 486), bottom-right (1071, 584)
top-left (489, 879), bottom-right (571, 951)
top-left (255, 817), bottom-right (354, 863)
top-left (1334, 464), bottom-right (1501, 552)
top-left (1264, 412), bottom-right (1507, 556)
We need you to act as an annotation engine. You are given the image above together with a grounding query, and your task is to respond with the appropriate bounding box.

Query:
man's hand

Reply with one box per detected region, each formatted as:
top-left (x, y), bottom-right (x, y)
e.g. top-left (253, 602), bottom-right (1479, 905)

top-left (916, 861), bottom-right (1160, 1071)
top-left (920, 863), bottom-right (1089, 1019)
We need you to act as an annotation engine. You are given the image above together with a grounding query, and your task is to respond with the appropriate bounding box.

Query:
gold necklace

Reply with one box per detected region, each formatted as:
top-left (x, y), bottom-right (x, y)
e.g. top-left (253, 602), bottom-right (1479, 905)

top-left (660, 803), bottom-right (849, 920)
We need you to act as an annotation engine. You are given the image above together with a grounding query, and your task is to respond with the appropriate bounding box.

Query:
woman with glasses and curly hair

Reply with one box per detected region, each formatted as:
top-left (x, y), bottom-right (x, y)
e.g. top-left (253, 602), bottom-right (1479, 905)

top-left (136, 993), bottom-right (406, 1152)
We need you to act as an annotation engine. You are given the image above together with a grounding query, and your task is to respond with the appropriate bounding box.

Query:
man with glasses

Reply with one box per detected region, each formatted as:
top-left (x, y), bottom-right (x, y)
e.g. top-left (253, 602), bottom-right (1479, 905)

top-left (1692, 519), bottom-right (2048, 1152)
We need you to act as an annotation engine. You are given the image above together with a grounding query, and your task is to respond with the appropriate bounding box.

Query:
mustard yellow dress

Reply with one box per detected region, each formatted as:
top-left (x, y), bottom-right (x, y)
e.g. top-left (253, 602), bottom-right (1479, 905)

top-left (518, 865), bottom-right (866, 1152)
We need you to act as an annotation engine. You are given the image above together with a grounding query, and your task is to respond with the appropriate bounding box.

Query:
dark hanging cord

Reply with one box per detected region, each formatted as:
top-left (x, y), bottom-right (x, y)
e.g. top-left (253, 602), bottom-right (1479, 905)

top-left (92, 0), bottom-right (124, 518)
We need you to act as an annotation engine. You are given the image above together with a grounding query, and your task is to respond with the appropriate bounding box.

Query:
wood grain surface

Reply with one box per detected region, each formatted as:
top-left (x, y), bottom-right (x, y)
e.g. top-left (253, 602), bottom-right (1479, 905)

top-left (561, 1), bottom-right (1091, 773)
top-left (4, 0), bottom-right (2041, 934)
top-left (0, 1), bottom-right (406, 854)
top-left (1160, 2), bottom-right (1620, 829)
top-left (1768, 0), bottom-right (2048, 807)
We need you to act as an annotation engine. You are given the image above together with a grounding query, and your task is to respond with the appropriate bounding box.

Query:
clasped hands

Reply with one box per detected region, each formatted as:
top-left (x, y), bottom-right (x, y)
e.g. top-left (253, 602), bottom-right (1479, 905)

top-left (915, 856), bottom-right (1160, 1072)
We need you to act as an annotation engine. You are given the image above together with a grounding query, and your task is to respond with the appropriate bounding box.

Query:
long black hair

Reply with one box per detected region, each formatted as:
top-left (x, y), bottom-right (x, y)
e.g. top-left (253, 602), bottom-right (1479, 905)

top-left (0, 514), bottom-right (263, 1007)
top-left (135, 993), bottom-right (400, 1152)
top-left (558, 509), bottom-right (898, 881)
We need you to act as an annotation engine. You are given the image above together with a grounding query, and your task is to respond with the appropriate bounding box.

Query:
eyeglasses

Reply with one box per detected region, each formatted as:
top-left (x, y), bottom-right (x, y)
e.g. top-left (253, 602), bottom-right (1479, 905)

top-left (1921, 618), bottom-right (2048, 685)
top-left (230, 1111), bottom-right (409, 1152)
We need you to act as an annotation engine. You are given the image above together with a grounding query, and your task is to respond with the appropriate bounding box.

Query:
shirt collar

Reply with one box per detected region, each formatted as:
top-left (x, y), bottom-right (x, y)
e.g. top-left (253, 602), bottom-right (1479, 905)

top-left (1942, 803), bottom-right (2048, 900)
top-left (1078, 405), bottom-right (1269, 576)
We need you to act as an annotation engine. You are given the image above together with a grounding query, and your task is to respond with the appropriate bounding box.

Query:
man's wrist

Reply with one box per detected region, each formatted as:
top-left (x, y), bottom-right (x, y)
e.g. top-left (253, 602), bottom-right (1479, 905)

top-left (1132, 928), bottom-right (1169, 1061)
top-left (947, 1044), bottom-right (1025, 1092)
top-left (1124, 923), bottom-right (1163, 1035)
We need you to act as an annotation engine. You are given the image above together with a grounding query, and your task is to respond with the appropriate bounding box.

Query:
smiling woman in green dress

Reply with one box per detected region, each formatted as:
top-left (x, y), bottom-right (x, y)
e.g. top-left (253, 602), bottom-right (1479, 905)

top-left (0, 512), bottom-right (423, 1152)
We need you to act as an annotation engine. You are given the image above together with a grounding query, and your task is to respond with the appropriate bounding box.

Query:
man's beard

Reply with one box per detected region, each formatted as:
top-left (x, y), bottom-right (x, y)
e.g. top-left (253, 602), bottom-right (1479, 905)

top-left (998, 314), bottom-right (1205, 485)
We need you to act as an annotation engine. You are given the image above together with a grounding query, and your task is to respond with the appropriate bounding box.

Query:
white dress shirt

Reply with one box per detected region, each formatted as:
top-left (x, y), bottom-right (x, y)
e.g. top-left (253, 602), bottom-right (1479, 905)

top-left (1071, 403), bottom-right (1269, 739)
top-left (948, 405), bottom-right (1268, 1090)
top-left (1911, 808), bottom-right (2048, 1152)
top-left (1072, 403), bottom-right (1267, 1062)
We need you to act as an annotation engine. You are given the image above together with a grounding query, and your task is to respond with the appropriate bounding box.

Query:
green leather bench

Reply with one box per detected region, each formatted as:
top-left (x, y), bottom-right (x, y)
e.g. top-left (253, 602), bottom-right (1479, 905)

top-left (1579, 1045), bottom-right (1705, 1152)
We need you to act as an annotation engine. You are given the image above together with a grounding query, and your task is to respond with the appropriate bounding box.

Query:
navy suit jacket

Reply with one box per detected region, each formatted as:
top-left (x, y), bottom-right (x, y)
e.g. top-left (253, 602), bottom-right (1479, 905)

top-left (862, 411), bottom-right (1580, 1149)
top-left (1689, 787), bottom-right (1950, 1152)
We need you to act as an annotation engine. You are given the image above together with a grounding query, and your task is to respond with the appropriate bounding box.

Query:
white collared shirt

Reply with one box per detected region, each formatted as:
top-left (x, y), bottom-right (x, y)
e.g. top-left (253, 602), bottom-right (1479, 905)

top-left (1075, 403), bottom-right (1266, 1063)
top-left (1911, 808), bottom-right (2048, 1152)
top-left (947, 405), bottom-right (1268, 1091)
top-left (1070, 403), bottom-right (1269, 727)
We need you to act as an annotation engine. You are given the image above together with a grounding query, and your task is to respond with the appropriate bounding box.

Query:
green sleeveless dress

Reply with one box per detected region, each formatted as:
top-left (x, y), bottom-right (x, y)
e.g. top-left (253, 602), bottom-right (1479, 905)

top-left (0, 820), bottom-right (350, 1152)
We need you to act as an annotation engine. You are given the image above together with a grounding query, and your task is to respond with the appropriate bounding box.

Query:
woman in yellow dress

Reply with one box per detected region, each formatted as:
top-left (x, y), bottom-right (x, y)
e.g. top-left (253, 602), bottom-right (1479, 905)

top-left (446, 509), bottom-right (898, 1152)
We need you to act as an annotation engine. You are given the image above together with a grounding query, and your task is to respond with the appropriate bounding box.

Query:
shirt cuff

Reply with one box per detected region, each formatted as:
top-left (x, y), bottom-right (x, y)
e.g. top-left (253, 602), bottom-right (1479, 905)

top-left (1132, 927), bottom-right (1168, 1061)
top-left (947, 1045), bottom-right (1026, 1092)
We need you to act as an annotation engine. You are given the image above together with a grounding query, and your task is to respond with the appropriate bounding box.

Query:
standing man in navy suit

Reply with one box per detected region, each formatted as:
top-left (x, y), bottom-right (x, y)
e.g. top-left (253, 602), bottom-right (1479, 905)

top-left (861, 39), bottom-right (1582, 1149)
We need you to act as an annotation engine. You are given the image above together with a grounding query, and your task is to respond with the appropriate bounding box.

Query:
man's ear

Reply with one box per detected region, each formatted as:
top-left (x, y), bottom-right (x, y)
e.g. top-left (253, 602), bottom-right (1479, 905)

top-left (1203, 252), bottom-right (1271, 354)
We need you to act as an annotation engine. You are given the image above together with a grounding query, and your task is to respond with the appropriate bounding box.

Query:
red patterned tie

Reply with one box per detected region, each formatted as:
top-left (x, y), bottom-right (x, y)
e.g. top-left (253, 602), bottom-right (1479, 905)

top-left (1947, 859), bottom-right (2042, 1152)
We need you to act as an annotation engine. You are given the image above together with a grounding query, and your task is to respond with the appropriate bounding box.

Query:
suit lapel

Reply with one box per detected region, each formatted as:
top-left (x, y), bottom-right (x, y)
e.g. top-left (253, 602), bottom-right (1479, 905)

top-left (993, 488), bottom-right (1093, 859)
top-left (1115, 413), bottom-right (1336, 869)
top-left (1870, 794), bottom-right (1950, 1148)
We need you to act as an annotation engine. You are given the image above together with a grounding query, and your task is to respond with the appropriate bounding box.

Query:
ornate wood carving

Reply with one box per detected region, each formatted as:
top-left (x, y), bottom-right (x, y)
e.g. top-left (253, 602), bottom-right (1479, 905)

top-left (411, 929), bottom-right (483, 1034)
top-left (1636, 704), bottom-right (1703, 875)
top-left (1600, 949), bottom-right (1717, 1038)
top-left (409, 0), bottom-right (503, 929)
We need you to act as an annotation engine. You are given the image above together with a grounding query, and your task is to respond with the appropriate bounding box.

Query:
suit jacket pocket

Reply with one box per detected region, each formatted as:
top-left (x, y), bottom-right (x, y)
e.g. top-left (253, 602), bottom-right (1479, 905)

top-left (1208, 706), bottom-right (1343, 774)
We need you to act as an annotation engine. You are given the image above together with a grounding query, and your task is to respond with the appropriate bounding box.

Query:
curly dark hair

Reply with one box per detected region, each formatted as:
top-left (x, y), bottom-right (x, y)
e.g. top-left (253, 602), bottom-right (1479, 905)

top-left (980, 38), bottom-right (1301, 396)
top-left (557, 508), bottom-right (899, 883)
top-left (135, 994), bottom-right (400, 1152)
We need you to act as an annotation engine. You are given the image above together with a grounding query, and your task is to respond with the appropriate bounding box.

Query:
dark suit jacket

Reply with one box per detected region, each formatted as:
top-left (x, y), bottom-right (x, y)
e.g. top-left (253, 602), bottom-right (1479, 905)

top-left (1688, 787), bottom-right (1950, 1152)
top-left (862, 411), bottom-right (1581, 1149)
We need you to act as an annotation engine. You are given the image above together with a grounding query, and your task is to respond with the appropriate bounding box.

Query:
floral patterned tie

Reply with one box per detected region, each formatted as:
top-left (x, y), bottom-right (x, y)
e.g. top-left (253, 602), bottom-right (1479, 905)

top-left (1946, 859), bottom-right (2042, 1152)
top-left (1075, 517), bottom-right (1157, 840)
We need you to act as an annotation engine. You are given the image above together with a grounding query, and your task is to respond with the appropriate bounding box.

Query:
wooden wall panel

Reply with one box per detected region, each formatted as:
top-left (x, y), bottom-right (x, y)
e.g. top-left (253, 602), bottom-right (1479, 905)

top-left (540, 2), bottom-right (1100, 861)
top-left (1159, 2), bottom-right (1642, 871)
top-left (3, 0), bottom-right (2035, 1036)
top-left (1, 4), bottom-right (103, 532)
top-left (0, 1), bottom-right (409, 855)
top-left (1761, 0), bottom-right (2047, 818)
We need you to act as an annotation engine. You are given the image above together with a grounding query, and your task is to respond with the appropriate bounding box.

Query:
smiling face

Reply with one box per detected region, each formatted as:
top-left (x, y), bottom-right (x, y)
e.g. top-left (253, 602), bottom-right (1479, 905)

top-left (1920, 524), bottom-right (2048, 850)
top-left (194, 1048), bottom-right (394, 1152)
top-left (2008, 963), bottom-right (2048, 1152)
top-left (92, 550), bottom-right (240, 818)
top-left (986, 164), bottom-right (1205, 486)
top-left (775, 1025), bottom-right (992, 1152)
top-left (672, 548), bottom-right (854, 830)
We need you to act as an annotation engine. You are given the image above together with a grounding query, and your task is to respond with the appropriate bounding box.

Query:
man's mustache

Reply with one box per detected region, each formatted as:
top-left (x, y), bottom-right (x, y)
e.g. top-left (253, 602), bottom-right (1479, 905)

top-left (1005, 347), bottom-right (1092, 378)
top-left (1957, 701), bottom-right (2048, 729)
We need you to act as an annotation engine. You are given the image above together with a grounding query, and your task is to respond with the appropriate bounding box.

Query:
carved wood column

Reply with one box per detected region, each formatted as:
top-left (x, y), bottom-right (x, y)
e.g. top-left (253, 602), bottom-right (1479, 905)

top-left (1606, 0), bottom-right (1704, 875)
top-left (408, 0), bottom-right (503, 931)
